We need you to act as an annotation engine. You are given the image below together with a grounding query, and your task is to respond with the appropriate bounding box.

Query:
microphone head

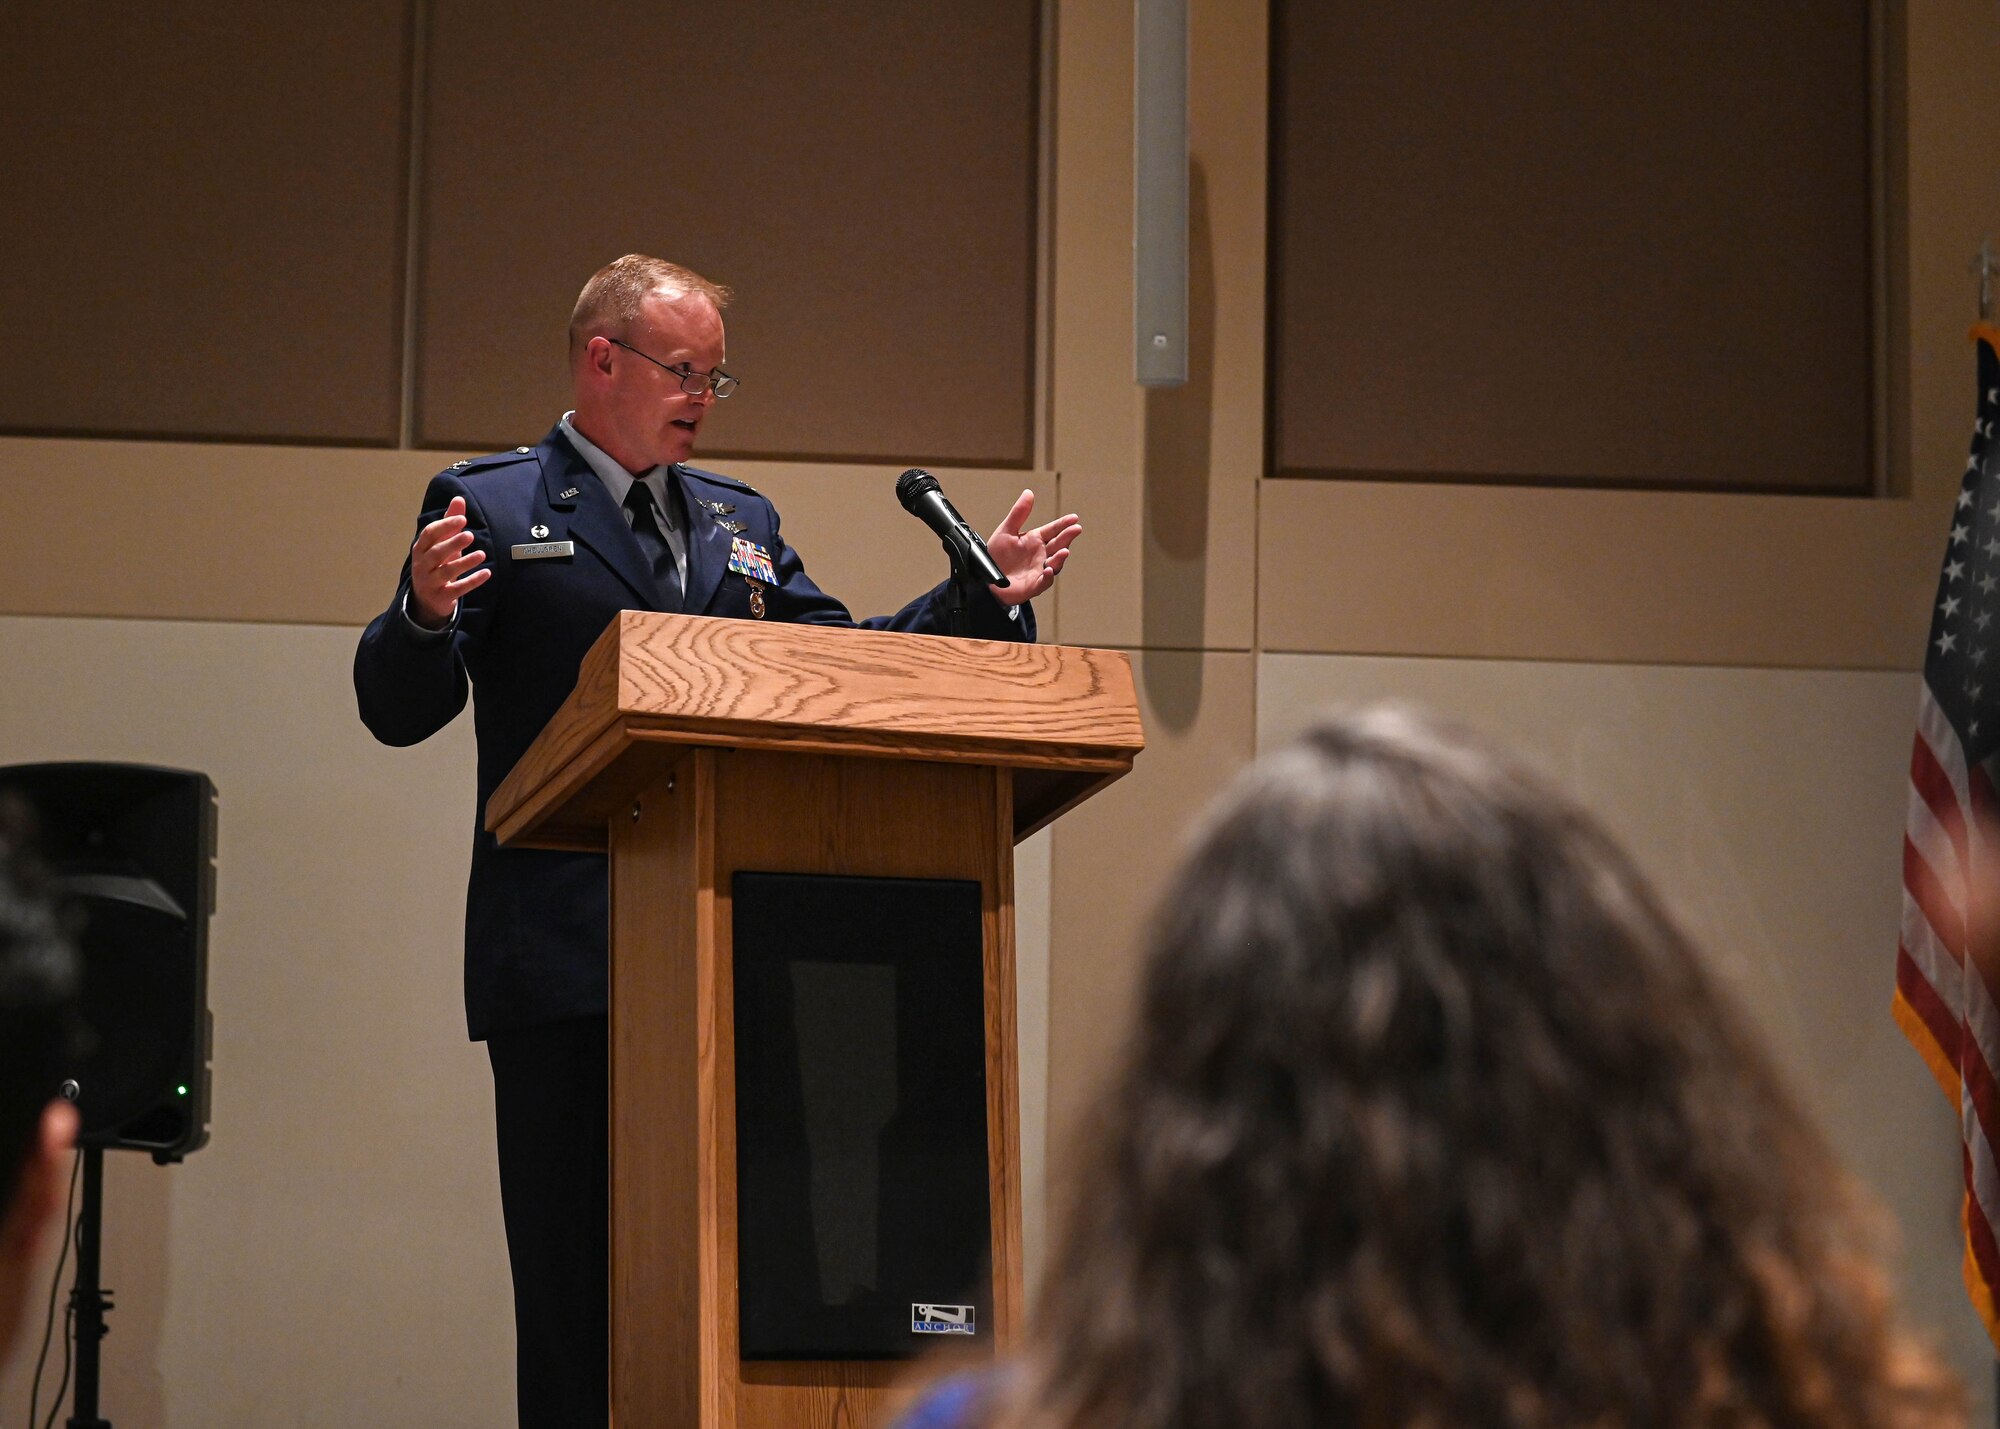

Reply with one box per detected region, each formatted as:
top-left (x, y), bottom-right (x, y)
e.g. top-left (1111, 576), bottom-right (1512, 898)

top-left (895, 467), bottom-right (940, 512)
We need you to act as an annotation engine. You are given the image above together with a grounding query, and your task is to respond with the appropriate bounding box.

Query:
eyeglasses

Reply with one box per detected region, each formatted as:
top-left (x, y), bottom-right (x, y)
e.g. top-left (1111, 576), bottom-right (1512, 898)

top-left (608, 338), bottom-right (739, 398)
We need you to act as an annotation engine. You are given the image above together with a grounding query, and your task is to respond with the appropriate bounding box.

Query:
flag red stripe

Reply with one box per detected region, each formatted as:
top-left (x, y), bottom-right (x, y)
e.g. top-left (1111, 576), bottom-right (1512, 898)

top-left (1914, 731), bottom-right (1972, 874)
top-left (1960, 765), bottom-right (2000, 1046)
top-left (1963, 1033), bottom-right (2000, 1189)
top-left (1965, 1145), bottom-right (2000, 1309)
top-left (1898, 985), bottom-right (1963, 1104)
top-left (1897, 945), bottom-right (1963, 1072)
top-left (1906, 835), bottom-right (1968, 962)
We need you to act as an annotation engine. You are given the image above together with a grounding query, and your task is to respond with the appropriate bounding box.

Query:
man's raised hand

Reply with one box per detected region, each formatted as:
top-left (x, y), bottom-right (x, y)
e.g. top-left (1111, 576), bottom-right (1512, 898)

top-left (409, 495), bottom-right (490, 629)
top-left (985, 490), bottom-right (1081, 607)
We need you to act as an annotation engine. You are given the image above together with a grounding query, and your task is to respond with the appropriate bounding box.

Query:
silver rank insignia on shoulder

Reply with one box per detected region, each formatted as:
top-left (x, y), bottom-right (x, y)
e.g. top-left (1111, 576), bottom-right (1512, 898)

top-left (511, 540), bottom-right (574, 560)
top-left (530, 523), bottom-right (549, 539)
top-left (558, 487), bottom-right (581, 501)
top-left (694, 497), bottom-right (737, 516)
top-left (718, 518), bottom-right (747, 534)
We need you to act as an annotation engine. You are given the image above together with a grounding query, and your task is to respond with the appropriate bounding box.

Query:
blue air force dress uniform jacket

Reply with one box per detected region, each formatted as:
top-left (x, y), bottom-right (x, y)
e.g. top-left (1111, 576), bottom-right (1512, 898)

top-left (353, 425), bottom-right (1035, 1041)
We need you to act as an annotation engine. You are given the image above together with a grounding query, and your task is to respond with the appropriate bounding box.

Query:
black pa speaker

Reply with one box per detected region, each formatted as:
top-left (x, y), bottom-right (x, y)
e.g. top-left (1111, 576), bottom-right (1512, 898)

top-left (0, 763), bottom-right (215, 1163)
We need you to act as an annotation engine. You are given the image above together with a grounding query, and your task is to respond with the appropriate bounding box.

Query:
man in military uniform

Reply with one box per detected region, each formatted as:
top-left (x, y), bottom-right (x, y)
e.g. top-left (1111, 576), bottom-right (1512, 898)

top-left (353, 254), bottom-right (1078, 1425)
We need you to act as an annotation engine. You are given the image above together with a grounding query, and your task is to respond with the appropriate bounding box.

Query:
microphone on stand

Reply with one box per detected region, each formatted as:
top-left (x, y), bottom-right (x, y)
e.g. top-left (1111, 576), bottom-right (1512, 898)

top-left (895, 469), bottom-right (1009, 588)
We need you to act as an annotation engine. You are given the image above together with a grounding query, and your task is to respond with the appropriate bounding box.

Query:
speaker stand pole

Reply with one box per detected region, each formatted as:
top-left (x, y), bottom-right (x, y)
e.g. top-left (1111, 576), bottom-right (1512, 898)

top-left (66, 1145), bottom-right (112, 1429)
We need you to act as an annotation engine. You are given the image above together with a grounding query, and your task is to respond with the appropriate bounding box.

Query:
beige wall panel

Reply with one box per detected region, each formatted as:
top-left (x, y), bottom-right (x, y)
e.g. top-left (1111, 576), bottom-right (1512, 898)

top-left (1258, 477), bottom-right (1944, 669)
top-left (1051, 0), bottom-right (1263, 651)
top-left (1045, 651), bottom-right (1254, 1186)
top-left (1046, 0), bottom-right (1146, 648)
top-left (1047, 0), bottom-right (1142, 481)
top-left (1257, 652), bottom-right (1990, 1416)
top-left (0, 618), bottom-right (512, 1426)
top-left (0, 438), bottom-right (464, 626)
top-left (1904, 0), bottom-right (2000, 506)
top-left (0, 439), bottom-right (1046, 637)
top-left (416, 1), bottom-right (1037, 466)
top-left (0, 5), bottom-right (410, 444)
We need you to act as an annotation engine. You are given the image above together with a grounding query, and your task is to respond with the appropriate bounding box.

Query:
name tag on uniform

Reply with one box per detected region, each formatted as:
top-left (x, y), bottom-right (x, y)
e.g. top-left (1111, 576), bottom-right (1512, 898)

top-left (511, 541), bottom-right (574, 560)
top-left (727, 537), bottom-right (777, 584)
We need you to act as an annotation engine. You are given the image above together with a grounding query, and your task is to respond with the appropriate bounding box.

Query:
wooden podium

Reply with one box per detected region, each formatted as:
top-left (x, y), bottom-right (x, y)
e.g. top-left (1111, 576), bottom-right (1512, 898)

top-left (485, 612), bottom-right (1145, 1428)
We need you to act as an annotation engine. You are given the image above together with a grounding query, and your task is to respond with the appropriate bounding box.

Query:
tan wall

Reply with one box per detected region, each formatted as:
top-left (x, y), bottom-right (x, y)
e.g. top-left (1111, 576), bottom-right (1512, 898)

top-left (3, 0), bottom-right (1999, 1422)
top-left (1048, 651), bottom-right (1256, 1151)
top-left (1269, 7), bottom-right (1876, 492)
top-left (0, 619), bottom-right (512, 1425)
top-left (0, 436), bottom-right (1051, 630)
top-left (0, 617), bottom-right (1051, 1426)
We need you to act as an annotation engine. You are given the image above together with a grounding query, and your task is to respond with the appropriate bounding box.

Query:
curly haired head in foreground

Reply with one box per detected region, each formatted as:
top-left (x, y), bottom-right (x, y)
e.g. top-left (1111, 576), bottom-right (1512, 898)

top-left (993, 707), bottom-right (1961, 1429)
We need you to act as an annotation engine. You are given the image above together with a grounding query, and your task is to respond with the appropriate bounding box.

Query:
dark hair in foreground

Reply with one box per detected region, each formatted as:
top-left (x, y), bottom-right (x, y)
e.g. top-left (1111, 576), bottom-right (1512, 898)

top-left (996, 708), bottom-right (1961, 1429)
top-left (0, 794), bottom-right (78, 1207)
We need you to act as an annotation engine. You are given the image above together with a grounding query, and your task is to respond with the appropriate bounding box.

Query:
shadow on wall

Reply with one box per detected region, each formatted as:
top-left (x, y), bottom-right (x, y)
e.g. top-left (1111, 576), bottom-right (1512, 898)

top-left (1142, 160), bottom-right (1215, 734)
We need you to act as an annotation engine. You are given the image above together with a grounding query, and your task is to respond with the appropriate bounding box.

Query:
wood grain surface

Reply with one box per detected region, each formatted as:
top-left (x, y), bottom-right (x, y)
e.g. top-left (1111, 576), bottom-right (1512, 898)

top-left (611, 614), bottom-right (1143, 743)
top-left (715, 752), bottom-right (1014, 1429)
top-left (606, 749), bottom-right (1018, 1428)
top-left (488, 613), bottom-right (1144, 850)
top-left (985, 769), bottom-right (1026, 1341)
top-left (610, 753), bottom-right (719, 1426)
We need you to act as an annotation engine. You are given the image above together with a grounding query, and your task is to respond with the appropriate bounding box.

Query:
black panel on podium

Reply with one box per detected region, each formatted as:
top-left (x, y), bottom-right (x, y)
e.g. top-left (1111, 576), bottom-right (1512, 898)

top-left (732, 871), bottom-right (992, 1361)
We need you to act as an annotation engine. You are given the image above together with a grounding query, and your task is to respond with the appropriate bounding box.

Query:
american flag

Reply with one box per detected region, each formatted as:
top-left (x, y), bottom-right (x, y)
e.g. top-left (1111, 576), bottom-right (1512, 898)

top-left (1897, 326), bottom-right (2000, 1351)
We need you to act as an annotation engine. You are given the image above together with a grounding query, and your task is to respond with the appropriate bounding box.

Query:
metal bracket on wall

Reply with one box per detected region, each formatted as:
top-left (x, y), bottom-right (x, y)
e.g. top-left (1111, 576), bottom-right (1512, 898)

top-left (1134, 0), bottom-right (1189, 387)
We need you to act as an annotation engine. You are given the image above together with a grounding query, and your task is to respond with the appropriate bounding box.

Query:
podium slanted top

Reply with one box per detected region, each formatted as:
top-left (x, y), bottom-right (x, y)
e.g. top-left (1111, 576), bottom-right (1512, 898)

top-left (487, 611), bottom-right (1146, 850)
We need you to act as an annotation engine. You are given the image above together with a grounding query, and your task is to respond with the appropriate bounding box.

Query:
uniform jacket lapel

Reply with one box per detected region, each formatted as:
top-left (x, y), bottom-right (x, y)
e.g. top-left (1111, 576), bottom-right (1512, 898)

top-left (675, 466), bottom-right (736, 616)
top-left (542, 429), bottom-right (664, 611)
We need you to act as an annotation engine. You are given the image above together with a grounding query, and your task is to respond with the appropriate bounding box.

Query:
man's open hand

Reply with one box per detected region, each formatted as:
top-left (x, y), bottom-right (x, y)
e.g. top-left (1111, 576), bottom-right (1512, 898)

top-left (409, 495), bottom-right (490, 629)
top-left (985, 490), bottom-right (1081, 606)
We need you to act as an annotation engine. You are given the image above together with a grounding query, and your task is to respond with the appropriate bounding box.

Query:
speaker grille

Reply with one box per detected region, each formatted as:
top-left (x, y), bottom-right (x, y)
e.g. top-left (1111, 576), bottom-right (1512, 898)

top-left (732, 871), bottom-right (993, 1361)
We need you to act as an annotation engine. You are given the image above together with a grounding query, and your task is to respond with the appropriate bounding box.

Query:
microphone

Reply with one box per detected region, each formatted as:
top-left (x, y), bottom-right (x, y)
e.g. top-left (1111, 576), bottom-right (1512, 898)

top-left (895, 469), bottom-right (1008, 587)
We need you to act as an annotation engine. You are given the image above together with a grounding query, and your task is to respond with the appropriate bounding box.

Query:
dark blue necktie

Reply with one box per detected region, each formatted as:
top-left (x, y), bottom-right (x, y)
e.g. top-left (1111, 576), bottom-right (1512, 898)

top-left (623, 479), bottom-right (683, 610)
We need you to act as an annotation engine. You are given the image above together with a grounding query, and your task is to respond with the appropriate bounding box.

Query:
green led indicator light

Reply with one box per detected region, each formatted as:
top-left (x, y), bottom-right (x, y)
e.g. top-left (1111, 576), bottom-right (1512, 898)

top-left (176, 1085), bottom-right (188, 1096)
